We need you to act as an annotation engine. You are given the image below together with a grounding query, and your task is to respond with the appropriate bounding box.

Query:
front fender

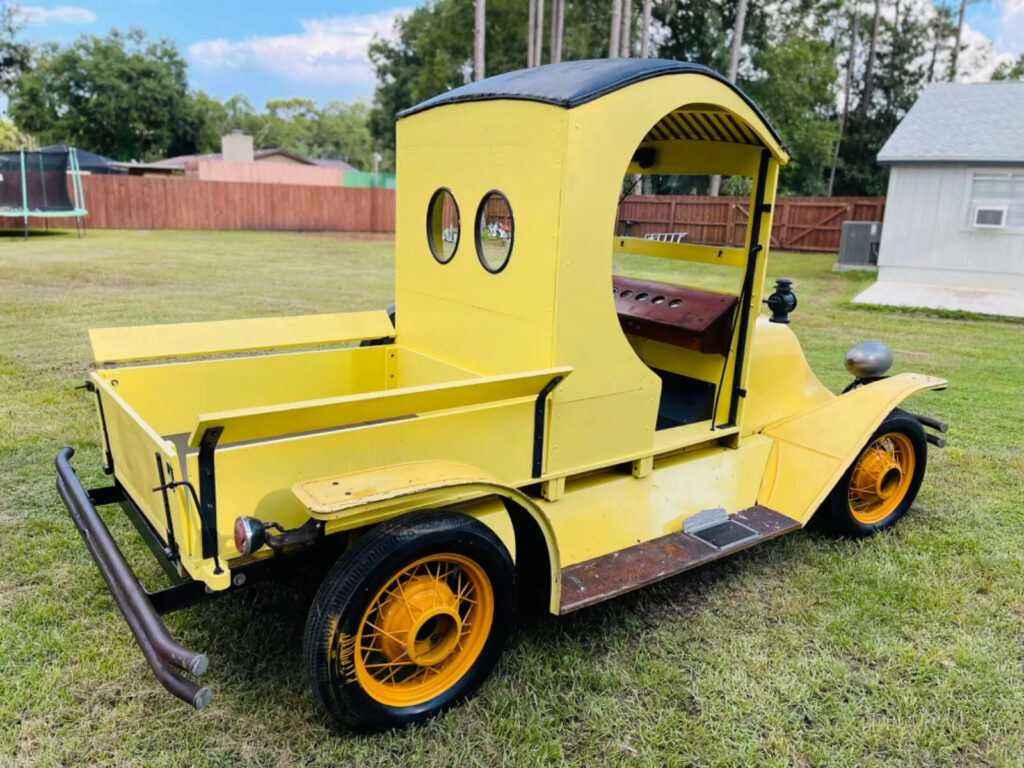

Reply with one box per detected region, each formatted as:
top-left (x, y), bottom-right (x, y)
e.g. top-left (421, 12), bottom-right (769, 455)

top-left (757, 373), bottom-right (947, 524)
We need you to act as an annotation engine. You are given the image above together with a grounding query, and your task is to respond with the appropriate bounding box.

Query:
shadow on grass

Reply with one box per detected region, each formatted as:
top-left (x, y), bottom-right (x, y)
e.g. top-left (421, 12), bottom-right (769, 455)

top-left (174, 529), bottom-right (820, 719)
top-left (0, 227), bottom-right (84, 239)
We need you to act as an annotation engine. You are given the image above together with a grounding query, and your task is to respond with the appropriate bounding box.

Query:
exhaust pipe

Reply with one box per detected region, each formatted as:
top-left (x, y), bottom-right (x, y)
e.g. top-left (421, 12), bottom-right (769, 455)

top-left (56, 447), bottom-right (211, 709)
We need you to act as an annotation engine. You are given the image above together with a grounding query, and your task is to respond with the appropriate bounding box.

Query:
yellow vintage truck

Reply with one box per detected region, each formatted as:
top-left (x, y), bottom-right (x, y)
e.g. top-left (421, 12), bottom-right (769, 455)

top-left (57, 59), bottom-right (947, 731)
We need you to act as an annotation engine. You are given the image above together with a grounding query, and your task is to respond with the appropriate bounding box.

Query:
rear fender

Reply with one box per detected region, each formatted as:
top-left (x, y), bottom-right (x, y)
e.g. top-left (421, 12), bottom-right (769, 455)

top-left (292, 460), bottom-right (562, 613)
top-left (758, 373), bottom-right (947, 524)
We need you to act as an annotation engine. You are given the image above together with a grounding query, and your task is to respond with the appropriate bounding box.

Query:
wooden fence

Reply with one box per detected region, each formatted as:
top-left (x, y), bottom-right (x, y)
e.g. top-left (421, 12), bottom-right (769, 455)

top-left (6, 176), bottom-right (882, 249)
top-left (8, 174), bottom-right (395, 233)
top-left (617, 195), bottom-right (886, 252)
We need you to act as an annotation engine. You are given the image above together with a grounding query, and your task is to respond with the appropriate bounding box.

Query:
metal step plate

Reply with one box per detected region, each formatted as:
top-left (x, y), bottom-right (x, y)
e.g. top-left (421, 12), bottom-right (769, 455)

top-left (689, 519), bottom-right (759, 550)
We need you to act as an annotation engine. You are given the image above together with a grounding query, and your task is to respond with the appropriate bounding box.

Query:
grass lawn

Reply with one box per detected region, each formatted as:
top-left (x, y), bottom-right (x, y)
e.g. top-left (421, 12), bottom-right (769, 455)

top-left (2, 229), bottom-right (1023, 767)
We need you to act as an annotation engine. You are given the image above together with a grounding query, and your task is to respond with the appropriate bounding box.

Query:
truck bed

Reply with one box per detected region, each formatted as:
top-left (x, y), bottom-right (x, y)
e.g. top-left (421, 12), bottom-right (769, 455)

top-left (89, 332), bottom-right (568, 589)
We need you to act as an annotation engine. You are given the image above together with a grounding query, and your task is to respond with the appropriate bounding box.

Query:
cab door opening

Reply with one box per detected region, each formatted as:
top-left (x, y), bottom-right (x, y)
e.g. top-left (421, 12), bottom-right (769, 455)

top-left (611, 104), bottom-right (771, 438)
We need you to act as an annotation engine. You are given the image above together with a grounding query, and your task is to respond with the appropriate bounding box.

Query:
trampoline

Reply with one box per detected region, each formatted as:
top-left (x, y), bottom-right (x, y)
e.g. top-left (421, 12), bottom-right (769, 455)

top-left (0, 147), bottom-right (88, 237)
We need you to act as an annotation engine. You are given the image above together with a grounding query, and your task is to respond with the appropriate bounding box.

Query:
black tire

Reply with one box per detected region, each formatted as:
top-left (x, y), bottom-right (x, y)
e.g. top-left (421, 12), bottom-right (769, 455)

top-left (303, 510), bottom-right (515, 731)
top-left (816, 408), bottom-right (927, 538)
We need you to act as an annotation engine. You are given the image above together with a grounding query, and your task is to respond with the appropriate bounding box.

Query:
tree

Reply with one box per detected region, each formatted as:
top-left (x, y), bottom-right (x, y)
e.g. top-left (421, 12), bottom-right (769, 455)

top-left (526, 0), bottom-right (547, 66)
top-left (535, 0), bottom-right (546, 65)
top-left (836, 0), bottom-right (931, 195)
top-left (369, 0), bottom-right (611, 153)
top-left (652, 0), bottom-right (766, 74)
top-left (710, 0), bottom-right (750, 196)
top-left (189, 93), bottom-right (378, 169)
top-left (653, 0), bottom-right (837, 196)
top-left (9, 29), bottom-right (200, 160)
top-left (948, 0), bottom-right (971, 80)
top-left (746, 37), bottom-right (839, 196)
top-left (619, 0), bottom-right (632, 56)
top-left (190, 92), bottom-right (266, 153)
top-left (925, 3), bottom-right (955, 82)
top-left (563, 0), bottom-right (623, 61)
top-left (829, 5), bottom-right (859, 195)
top-left (367, 0), bottom-right (846, 195)
top-left (261, 97), bottom-right (320, 155)
top-left (609, 0), bottom-right (621, 58)
top-left (727, 0), bottom-right (748, 80)
top-left (861, 0), bottom-right (882, 112)
top-left (369, 3), bottom-right (482, 153)
top-left (0, 2), bottom-right (31, 96)
top-left (639, 0), bottom-right (652, 58)
top-left (475, 0), bottom-right (486, 80)
top-left (550, 0), bottom-right (566, 64)
top-left (528, 0), bottom-right (536, 65)
top-left (316, 101), bottom-right (376, 168)
top-left (992, 53), bottom-right (1024, 81)
top-left (0, 117), bottom-right (31, 149)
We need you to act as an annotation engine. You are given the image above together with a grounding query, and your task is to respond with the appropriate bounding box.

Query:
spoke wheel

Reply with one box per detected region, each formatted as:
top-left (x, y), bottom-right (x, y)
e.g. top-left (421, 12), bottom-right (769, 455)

top-left (847, 432), bottom-right (916, 525)
top-left (355, 554), bottom-right (494, 707)
top-left (304, 510), bottom-right (515, 731)
top-left (816, 409), bottom-right (928, 538)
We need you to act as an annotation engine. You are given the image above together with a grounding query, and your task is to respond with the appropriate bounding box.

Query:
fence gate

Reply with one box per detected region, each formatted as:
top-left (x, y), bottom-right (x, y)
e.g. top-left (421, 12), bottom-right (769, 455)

top-left (617, 195), bottom-right (885, 253)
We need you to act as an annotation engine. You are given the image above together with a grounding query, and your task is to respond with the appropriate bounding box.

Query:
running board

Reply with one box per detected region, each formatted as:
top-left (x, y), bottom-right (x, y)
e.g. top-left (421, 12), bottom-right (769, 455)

top-left (558, 506), bottom-right (800, 613)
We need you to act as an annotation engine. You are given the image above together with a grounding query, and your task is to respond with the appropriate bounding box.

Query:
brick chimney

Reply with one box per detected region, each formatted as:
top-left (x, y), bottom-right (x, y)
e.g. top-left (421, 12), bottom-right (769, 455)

top-left (221, 130), bottom-right (254, 163)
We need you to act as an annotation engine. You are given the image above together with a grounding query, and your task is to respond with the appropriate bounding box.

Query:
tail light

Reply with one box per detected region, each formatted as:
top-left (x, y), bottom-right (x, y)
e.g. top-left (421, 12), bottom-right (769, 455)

top-left (233, 516), bottom-right (267, 556)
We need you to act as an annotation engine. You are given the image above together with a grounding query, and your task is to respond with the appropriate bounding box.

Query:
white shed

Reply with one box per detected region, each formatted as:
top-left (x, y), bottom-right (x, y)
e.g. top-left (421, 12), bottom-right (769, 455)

top-left (854, 82), bottom-right (1024, 318)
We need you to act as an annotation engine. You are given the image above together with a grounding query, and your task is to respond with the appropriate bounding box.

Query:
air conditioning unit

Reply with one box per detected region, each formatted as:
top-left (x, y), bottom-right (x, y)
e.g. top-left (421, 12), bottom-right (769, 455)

top-left (837, 221), bottom-right (882, 270)
top-left (973, 205), bottom-right (1007, 229)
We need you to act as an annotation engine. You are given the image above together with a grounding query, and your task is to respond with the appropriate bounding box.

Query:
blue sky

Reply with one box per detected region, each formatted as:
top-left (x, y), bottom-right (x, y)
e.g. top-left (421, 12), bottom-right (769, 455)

top-left (13, 0), bottom-right (1024, 110)
top-left (16, 1), bottom-right (413, 106)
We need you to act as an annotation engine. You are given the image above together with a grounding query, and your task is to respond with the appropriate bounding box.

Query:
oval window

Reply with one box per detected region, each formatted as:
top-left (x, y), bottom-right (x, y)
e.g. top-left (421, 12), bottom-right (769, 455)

top-left (427, 188), bottom-right (460, 264)
top-left (475, 191), bottom-right (514, 273)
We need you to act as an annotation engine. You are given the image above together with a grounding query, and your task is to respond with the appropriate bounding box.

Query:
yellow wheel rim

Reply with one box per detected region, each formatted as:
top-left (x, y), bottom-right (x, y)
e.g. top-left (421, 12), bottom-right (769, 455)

top-left (354, 554), bottom-right (494, 707)
top-left (848, 432), bottom-right (916, 525)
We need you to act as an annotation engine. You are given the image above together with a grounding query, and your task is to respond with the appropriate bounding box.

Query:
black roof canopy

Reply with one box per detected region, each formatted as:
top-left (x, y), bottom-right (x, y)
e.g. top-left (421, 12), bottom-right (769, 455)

top-left (40, 144), bottom-right (123, 175)
top-left (397, 59), bottom-right (779, 144)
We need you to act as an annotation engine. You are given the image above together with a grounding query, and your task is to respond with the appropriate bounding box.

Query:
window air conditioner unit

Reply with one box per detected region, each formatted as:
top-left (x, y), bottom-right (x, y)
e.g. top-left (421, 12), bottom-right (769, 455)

top-left (973, 205), bottom-right (1007, 229)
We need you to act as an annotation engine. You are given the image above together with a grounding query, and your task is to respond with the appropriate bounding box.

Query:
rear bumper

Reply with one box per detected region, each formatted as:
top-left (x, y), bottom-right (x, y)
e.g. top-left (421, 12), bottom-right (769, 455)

top-left (56, 446), bottom-right (212, 709)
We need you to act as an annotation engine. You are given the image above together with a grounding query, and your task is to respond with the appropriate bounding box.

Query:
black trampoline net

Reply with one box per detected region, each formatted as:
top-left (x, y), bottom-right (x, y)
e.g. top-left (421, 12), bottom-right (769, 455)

top-left (0, 150), bottom-right (77, 212)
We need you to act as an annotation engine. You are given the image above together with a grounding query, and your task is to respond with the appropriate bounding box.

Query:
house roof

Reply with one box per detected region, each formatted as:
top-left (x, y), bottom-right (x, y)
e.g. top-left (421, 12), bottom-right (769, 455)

top-left (112, 151), bottom-right (361, 175)
top-left (397, 58), bottom-right (782, 145)
top-left (124, 148), bottom-right (318, 170)
top-left (877, 82), bottom-right (1024, 165)
top-left (310, 157), bottom-right (357, 171)
top-left (253, 148), bottom-right (316, 165)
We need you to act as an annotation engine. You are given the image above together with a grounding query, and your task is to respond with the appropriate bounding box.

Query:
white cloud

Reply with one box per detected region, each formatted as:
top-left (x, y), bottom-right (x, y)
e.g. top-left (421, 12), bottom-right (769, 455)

top-left (17, 5), bottom-right (96, 25)
top-left (958, 23), bottom-right (1011, 80)
top-left (995, 0), bottom-right (1024, 55)
top-left (851, 0), bottom-right (1016, 82)
top-left (188, 10), bottom-right (409, 86)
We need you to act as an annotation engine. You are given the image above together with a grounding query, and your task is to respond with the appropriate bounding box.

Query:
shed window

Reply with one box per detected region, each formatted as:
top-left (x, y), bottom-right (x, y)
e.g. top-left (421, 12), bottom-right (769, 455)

top-left (969, 173), bottom-right (1024, 229)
